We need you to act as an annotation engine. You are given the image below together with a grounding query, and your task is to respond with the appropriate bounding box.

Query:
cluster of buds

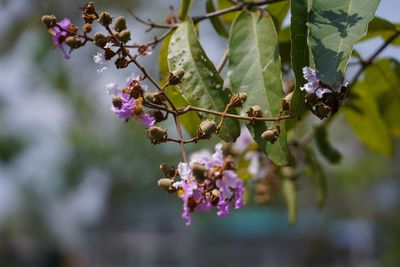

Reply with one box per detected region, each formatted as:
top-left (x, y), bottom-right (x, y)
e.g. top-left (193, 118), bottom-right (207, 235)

top-left (158, 144), bottom-right (245, 225)
top-left (301, 67), bottom-right (347, 119)
top-left (41, 15), bottom-right (80, 59)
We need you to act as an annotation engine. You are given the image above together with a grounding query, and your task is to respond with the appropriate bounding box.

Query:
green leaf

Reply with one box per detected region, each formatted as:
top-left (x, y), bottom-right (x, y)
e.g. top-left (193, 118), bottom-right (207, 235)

top-left (206, 0), bottom-right (229, 38)
top-left (304, 148), bottom-right (327, 209)
top-left (178, 0), bottom-right (193, 21)
top-left (361, 17), bottom-right (400, 46)
top-left (159, 30), bottom-right (201, 137)
top-left (168, 19), bottom-right (240, 142)
top-left (289, 0), bottom-right (310, 118)
top-left (282, 178), bottom-right (297, 224)
top-left (266, 1), bottom-right (290, 32)
top-left (308, 0), bottom-right (380, 85)
top-left (315, 126), bottom-right (342, 164)
top-left (363, 58), bottom-right (400, 138)
top-left (228, 11), bottom-right (289, 166)
top-left (217, 0), bottom-right (240, 24)
top-left (344, 81), bottom-right (393, 155)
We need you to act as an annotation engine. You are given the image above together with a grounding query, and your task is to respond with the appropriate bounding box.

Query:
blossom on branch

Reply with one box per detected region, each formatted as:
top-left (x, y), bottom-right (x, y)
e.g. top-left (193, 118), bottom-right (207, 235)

top-left (172, 144), bottom-right (245, 225)
top-left (48, 18), bottom-right (74, 59)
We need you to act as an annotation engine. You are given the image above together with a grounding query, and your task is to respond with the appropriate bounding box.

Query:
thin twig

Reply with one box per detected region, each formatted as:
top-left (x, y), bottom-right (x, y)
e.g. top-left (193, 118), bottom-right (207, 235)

top-left (126, 9), bottom-right (175, 29)
top-left (216, 49), bottom-right (229, 73)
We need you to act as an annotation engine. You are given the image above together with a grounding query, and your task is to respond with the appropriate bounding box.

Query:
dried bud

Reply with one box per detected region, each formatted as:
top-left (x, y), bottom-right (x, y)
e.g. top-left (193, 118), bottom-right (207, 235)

top-left (247, 105), bottom-right (262, 117)
top-left (223, 155), bottom-right (235, 170)
top-left (230, 92), bottom-right (247, 107)
top-left (166, 14), bottom-right (177, 25)
top-left (305, 92), bottom-right (318, 107)
top-left (168, 67), bottom-right (185, 85)
top-left (98, 12), bottom-right (113, 26)
top-left (157, 178), bottom-right (174, 191)
top-left (94, 32), bottom-right (107, 48)
top-left (261, 128), bottom-right (279, 143)
top-left (151, 110), bottom-right (166, 123)
top-left (314, 103), bottom-right (331, 118)
top-left (112, 96), bottom-right (122, 108)
top-left (65, 36), bottom-right (82, 49)
top-left (129, 84), bottom-right (144, 99)
top-left (83, 23), bottom-right (92, 33)
top-left (144, 92), bottom-right (164, 105)
top-left (115, 57), bottom-right (129, 69)
top-left (41, 15), bottom-right (57, 28)
top-left (146, 126), bottom-right (167, 143)
top-left (198, 120), bottom-right (216, 138)
top-left (104, 48), bottom-right (116, 60)
top-left (281, 92), bottom-right (293, 111)
top-left (160, 163), bottom-right (176, 178)
top-left (192, 163), bottom-right (208, 181)
top-left (114, 16), bottom-right (127, 32)
top-left (118, 29), bottom-right (131, 43)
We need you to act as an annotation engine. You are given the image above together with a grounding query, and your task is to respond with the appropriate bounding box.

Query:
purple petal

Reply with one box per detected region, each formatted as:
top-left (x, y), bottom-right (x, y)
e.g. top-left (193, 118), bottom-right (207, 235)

top-left (137, 113), bottom-right (156, 128)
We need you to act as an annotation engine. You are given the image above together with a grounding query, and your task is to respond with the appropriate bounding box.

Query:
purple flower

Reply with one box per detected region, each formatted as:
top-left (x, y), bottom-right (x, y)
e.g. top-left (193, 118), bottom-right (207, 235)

top-left (50, 18), bottom-right (72, 59)
top-left (137, 113), bottom-right (156, 128)
top-left (301, 67), bottom-right (319, 94)
top-left (234, 127), bottom-right (254, 153)
top-left (173, 144), bottom-right (246, 225)
top-left (112, 94), bottom-right (136, 120)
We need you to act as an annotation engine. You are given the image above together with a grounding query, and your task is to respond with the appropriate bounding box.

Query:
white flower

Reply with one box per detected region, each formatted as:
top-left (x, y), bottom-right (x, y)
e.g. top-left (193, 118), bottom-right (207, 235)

top-left (93, 52), bottom-right (107, 73)
top-left (104, 42), bottom-right (113, 49)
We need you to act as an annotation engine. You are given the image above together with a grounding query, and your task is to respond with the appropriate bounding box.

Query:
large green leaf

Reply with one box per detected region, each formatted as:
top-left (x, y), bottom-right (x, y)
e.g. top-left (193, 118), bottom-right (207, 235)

top-left (228, 11), bottom-right (289, 166)
top-left (206, 0), bottom-right (229, 38)
top-left (363, 59), bottom-right (400, 137)
top-left (168, 19), bottom-right (240, 142)
top-left (289, 0), bottom-right (310, 119)
top-left (159, 30), bottom-right (201, 137)
top-left (344, 81), bottom-right (393, 155)
top-left (308, 0), bottom-right (380, 85)
top-left (282, 178), bottom-right (297, 224)
top-left (361, 17), bottom-right (400, 46)
top-left (304, 148), bottom-right (327, 209)
top-left (266, 1), bottom-right (290, 32)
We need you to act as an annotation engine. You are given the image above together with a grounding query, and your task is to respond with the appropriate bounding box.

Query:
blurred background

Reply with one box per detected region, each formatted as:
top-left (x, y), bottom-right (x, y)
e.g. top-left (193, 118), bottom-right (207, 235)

top-left (0, 0), bottom-right (399, 266)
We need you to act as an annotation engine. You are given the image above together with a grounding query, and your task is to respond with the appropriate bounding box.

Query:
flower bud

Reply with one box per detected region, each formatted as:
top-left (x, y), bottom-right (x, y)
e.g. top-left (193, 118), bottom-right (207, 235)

top-left (168, 67), bottom-right (185, 85)
top-left (160, 163), bottom-right (176, 177)
top-left (112, 96), bottom-right (122, 108)
top-left (305, 92), bottom-right (318, 106)
top-left (94, 32), bottom-right (107, 48)
top-left (115, 57), bottom-right (129, 69)
top-left (223, 155), bottom-right (235, 170)
top-left (146, 126), bottom-right (167, 143)
top-left (98, 12), bottom-right (113, 26)
top-left (261, 128), bottom-right (279, 143)
top-left (210, 188), bottom-right (220, 203)
top-left (65, 36), bottom-right (82, 49)
top-left (83, 23), bottom-right (92, 33)
top-left (118, 29), bottom-right (131, 43)
top-left (41, 15), bottom-right (57, 28)
top-left (151, 110), bottom-right (166, 123)
top-left (191, 163), bottom-right (208, 181)
top-left (198, 120), bottom-right (216, 138)
top-left (247, 105), bottom-right (262, 117)
top-left (157, 178), bottom-right (175, 191)
top-left (114, 16), bottom-right (127, 32)
top-left (281, 92), bottom-right (293, 111)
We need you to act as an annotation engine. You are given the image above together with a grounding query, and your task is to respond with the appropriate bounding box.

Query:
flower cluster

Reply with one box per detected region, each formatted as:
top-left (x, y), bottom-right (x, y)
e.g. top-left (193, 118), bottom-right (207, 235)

top-left (301, 67), bottom-right (347, 119)
top-left (48, 18), bottom-right (77, 59)
top-left (172, 144), bottom-right (245, 225)
top-left (108, 75), bottom-right (155, 127)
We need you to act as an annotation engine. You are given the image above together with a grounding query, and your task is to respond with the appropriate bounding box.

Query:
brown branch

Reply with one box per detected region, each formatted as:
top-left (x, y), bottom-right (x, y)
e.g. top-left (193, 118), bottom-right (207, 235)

top-left (192, 0), bottom-right (287, 23)
top-left (126, 9), bottom-right (175, 30)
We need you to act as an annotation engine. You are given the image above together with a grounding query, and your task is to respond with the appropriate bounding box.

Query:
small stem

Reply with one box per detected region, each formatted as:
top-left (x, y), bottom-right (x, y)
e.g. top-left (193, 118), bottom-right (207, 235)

top-left (216, 49), bottom-right (229, 73)
top-left (179, 105), bottom-right (292, 122)
top-left (126, 9), bottom-right (176, 29)
top-left (174, 116), bottom-right (188, 162)
top-left (216, 103), bottom-right (232, 133)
